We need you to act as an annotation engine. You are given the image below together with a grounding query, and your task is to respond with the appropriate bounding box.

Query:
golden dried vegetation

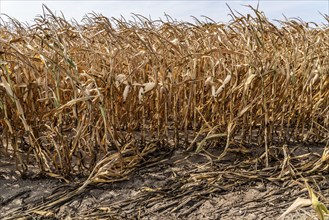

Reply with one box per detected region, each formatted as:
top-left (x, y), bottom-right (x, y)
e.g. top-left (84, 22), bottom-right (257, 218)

top-left (1, 4), bottom-right (329, 220)
top-left (0, 5), bottom-right (329, 206)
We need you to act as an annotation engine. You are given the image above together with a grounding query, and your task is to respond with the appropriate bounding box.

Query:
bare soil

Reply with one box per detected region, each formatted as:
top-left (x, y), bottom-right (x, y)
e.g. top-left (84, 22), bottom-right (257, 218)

top-left (0, 147), bottom-right (325, 220)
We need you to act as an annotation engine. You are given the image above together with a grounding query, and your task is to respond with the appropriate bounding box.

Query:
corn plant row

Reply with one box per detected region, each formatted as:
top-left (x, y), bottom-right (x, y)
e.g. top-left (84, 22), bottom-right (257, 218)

top-left (0, 6), bottom-right (328, 176)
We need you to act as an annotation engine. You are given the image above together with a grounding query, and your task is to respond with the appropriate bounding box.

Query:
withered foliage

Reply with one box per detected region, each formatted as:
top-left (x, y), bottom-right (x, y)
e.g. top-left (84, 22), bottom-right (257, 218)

top-left (0, 5), bottom-right (328, 181)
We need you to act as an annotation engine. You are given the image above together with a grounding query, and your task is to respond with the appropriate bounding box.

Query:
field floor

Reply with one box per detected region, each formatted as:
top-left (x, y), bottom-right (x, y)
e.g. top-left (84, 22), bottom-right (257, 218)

top-left (1, 144), bottom-right (327, 219)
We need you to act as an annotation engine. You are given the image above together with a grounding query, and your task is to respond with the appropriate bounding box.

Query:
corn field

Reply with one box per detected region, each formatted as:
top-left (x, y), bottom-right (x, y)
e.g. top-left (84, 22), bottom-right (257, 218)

top-left (0, 5), bottom-right (328, 183)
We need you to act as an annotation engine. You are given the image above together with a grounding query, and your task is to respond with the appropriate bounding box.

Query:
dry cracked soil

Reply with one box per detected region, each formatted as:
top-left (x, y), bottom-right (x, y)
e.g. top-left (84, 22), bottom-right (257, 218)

top-left (0, 148), bottom-right (320, 220)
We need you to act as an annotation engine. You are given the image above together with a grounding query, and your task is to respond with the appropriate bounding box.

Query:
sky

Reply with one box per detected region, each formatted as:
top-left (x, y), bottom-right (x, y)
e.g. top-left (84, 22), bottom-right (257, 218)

top-left (0, 1), bottom-right (328, 25)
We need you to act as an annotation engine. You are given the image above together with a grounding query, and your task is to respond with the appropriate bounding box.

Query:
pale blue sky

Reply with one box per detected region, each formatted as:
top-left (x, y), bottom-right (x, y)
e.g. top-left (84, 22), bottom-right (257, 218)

top-left (0, 1), bottom-right (328, 25)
